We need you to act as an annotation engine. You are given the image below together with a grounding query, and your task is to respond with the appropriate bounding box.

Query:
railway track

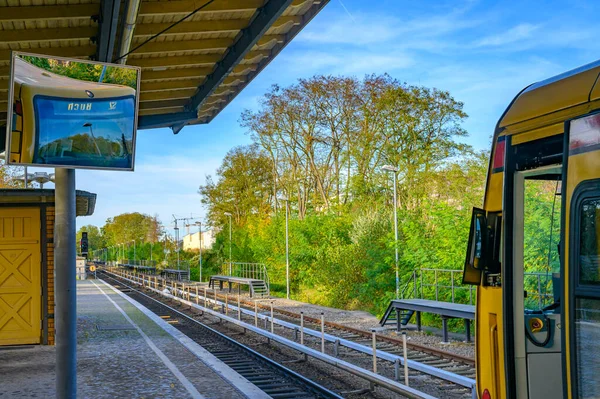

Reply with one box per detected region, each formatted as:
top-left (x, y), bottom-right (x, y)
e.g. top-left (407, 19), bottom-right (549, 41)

top-left (121, 269), bottom-right (474, 370)
top-left (100, 272), bottom-right (343, 399)
top-left (145, 271), bottom-right (475, 376)
top-left (251, 307), bottom-right (475, 379)
top-left (101, 268), bottom-right (476, 398)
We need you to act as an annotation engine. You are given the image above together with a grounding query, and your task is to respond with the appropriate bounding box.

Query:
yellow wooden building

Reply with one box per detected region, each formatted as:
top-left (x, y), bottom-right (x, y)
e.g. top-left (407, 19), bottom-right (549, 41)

top-left (0, 189), bottom-right (95, 345)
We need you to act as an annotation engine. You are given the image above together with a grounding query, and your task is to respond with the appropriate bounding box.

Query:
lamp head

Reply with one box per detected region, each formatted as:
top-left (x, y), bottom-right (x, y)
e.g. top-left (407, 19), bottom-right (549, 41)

top-left (382, 165), bottom-right (399, 173)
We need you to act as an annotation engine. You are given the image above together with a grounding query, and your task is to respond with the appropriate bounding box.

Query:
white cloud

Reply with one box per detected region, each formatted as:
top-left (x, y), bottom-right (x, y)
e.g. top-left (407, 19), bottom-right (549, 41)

top-left (280, 50), bottom-right (414, 76)
top-left (299, 14), bottom-right (402, 45)
top-left (74, 153), bottom-right (222, 231)
top-left (474, 23), bottom-right (540, 48)
top-left (298, 1), bottom-right (482, 51)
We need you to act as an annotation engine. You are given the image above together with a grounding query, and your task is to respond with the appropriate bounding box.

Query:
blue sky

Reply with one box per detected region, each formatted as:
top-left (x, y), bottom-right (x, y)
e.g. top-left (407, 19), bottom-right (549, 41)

top-left (54, 0), bottom-right (600, 233)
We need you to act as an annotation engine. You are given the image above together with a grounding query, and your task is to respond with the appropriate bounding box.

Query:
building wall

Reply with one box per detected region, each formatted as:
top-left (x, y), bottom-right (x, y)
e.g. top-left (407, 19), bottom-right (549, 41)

top-left (45, 206), bottom-right (55, 345)
top-left (182, 230), bottom-right (216, 251)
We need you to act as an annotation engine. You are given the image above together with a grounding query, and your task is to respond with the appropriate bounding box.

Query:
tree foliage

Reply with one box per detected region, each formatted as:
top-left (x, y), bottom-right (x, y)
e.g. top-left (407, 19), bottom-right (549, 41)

top-left (199, 144), bottom-right (273, 226)
top-left (21, 55), bottom-right (137, 89)
top-left (198, 74), bottom-right (489, 315)
top-left (0, 161), bottom-right (22, 188)
top-left (101, 212), bottom-right (162, 247)
top-left (239, 75), bottom-right (471, 217)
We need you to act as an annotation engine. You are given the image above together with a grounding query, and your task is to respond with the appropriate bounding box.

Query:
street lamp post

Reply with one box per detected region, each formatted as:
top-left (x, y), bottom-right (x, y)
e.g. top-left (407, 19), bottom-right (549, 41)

top-left (83, 123), bottom-right (101, 156)
top-left (163, 232), bottom-right (168, 263)
top-left (131, 240), bottom-right (136, 265)
top-left (196, 221), bottom-right (203, 282)
top-left (382, 165), bottom-right (400, 300)
top-left (174, 226), bottom-right (180, 270)
top-left (224, 212), bottom-right (232, 275)
top-left (279, 197), bottom-right (290, 299)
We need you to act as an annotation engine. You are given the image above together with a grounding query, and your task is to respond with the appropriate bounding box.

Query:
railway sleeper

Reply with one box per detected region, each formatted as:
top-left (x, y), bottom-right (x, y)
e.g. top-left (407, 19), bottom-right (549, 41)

top-left (262, 386), bottom-right (305, 393)
top-left (270, 393), bottom-right (315, 399)
top-left (422, 359), bottom-right (452, 366)
top-left (245, 377), bottom-right (280, 383)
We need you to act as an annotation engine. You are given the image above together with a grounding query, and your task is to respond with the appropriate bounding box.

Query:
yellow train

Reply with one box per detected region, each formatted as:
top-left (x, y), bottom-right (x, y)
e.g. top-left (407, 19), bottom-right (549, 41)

top-left (7, 55), bottom-right (137, 169)
top-left (463, 59), bottom-right (600, 398)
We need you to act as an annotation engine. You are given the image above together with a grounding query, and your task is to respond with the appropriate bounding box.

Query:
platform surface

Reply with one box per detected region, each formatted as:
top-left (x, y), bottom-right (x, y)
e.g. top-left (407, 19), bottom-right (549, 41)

top-left (389, 298), bottom-right (475, 319)
top-left (0, 280), bottom-right (266, 399)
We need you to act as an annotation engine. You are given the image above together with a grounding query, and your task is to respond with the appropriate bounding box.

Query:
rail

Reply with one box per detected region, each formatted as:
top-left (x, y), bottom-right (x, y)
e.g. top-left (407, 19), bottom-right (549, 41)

top-left (101, 275), bottom-right (342, 399)
top-left (103, 267), bottom-right (475, 397)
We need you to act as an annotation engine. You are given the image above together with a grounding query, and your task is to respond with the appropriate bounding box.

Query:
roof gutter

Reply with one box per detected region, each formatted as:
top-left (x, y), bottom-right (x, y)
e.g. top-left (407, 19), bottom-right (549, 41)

top-left (116, 0), bottom-right (140, 64)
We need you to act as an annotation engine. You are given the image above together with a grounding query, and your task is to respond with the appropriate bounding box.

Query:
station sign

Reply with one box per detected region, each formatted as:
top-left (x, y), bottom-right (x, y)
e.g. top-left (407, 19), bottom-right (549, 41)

top-left (4, 52), bottom-right (141, 171)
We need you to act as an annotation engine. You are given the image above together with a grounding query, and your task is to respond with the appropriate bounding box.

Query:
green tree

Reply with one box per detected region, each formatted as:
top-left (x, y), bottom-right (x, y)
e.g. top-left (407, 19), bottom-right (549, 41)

top-left (76, 225), bottom-right (105, 253)
top-left (102, 212), bottom-right (163, 248)
top-left (199, 144), bottom-right (274, 226)
top-left (0, 161), bottom-right (22, 188)
top-left (200, 74), bottom-right (489, 316)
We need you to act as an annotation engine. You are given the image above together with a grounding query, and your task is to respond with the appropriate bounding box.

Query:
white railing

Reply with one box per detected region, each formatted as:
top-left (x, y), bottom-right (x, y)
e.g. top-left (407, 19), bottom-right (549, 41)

top-left (120, 259), bottom-right (157, 267)
top-left (221, 262), bottom-right (269, 287)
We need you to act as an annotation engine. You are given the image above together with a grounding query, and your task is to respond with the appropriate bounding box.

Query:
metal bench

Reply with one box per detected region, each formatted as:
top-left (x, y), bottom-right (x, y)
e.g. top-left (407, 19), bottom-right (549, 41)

top-left (380, 298), bottom-right (475, 342)
top-left (208, 275), bottom-right (269, 297)
top-left (161, 269), bottom-right (189, 281)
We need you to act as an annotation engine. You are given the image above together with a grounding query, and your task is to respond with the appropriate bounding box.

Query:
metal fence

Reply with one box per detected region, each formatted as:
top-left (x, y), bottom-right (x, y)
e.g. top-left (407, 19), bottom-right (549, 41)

top-left (402, 268), bottom-right (557, 307)
top-left (119, 259), bottom-right (157, 267)
top-left (523, 272), bottom-right (555, 309)
top-left (221, 262), bottom-right (270, 286)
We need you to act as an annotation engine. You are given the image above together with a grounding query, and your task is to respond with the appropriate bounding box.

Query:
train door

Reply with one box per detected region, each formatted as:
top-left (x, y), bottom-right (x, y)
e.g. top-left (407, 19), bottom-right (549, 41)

top-left (511, 166), bottom-right (563, 399)
top-left (563, 113), bottom-right (600, 398)
top-left (502, 133), bottom-right (565, 399)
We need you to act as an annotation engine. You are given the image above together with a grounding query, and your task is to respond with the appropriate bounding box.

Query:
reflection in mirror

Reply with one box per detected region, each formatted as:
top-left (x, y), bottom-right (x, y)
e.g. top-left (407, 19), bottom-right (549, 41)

top-left (5, 52), bottom-right (140, 170)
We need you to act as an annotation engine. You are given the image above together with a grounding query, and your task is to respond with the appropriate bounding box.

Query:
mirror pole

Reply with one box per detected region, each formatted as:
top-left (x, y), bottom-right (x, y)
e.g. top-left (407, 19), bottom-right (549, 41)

top-left (393, 172), bottom-right (399, 299)
top-left (55, 167), bottom-right (77, 398)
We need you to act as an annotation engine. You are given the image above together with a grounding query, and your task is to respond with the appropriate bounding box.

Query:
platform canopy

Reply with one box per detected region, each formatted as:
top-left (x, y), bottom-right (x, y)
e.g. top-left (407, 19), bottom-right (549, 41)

top-left (0, 0), bottom-right (328, 133)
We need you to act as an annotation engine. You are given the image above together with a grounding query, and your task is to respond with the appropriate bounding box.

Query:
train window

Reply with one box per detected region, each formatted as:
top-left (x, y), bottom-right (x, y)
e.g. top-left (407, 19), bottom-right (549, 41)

top-left (574, 196), bottom-right (600, 398)
top-left (523, 179), bottom-right (561, 310)
top-left (579, 198), bottom-right (600, 285)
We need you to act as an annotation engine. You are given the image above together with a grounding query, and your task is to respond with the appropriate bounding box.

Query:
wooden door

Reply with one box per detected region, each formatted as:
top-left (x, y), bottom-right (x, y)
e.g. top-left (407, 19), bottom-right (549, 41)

top-left (0, 208), bottom-right (41, 345)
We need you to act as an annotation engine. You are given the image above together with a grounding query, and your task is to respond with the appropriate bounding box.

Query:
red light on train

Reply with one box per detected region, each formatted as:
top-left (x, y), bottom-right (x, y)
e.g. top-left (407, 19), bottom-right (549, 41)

top-left (482, 388), bottom-right (491, 399)
top-left (14, 100), bottom-right (23, 116)
top-left (493, 138), bottom-right (505, 170)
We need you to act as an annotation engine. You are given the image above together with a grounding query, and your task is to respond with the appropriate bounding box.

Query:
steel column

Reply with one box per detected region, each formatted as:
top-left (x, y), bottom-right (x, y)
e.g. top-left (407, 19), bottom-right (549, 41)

top-left (96, 0), bottom-right (121, 62)
top-left (284, 199), bottom-right (290, 299)
top-left (55, 168), bottom-right (77, 398)
top-left (393, 171), bottom-right (399, 299)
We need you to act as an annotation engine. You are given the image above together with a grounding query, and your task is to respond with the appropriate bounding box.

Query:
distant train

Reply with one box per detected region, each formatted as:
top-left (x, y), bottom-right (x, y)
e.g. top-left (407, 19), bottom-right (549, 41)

top-left (7, 56), bottom-right (136, 168)
top-left (462, 60), bottom-right (600, 398)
